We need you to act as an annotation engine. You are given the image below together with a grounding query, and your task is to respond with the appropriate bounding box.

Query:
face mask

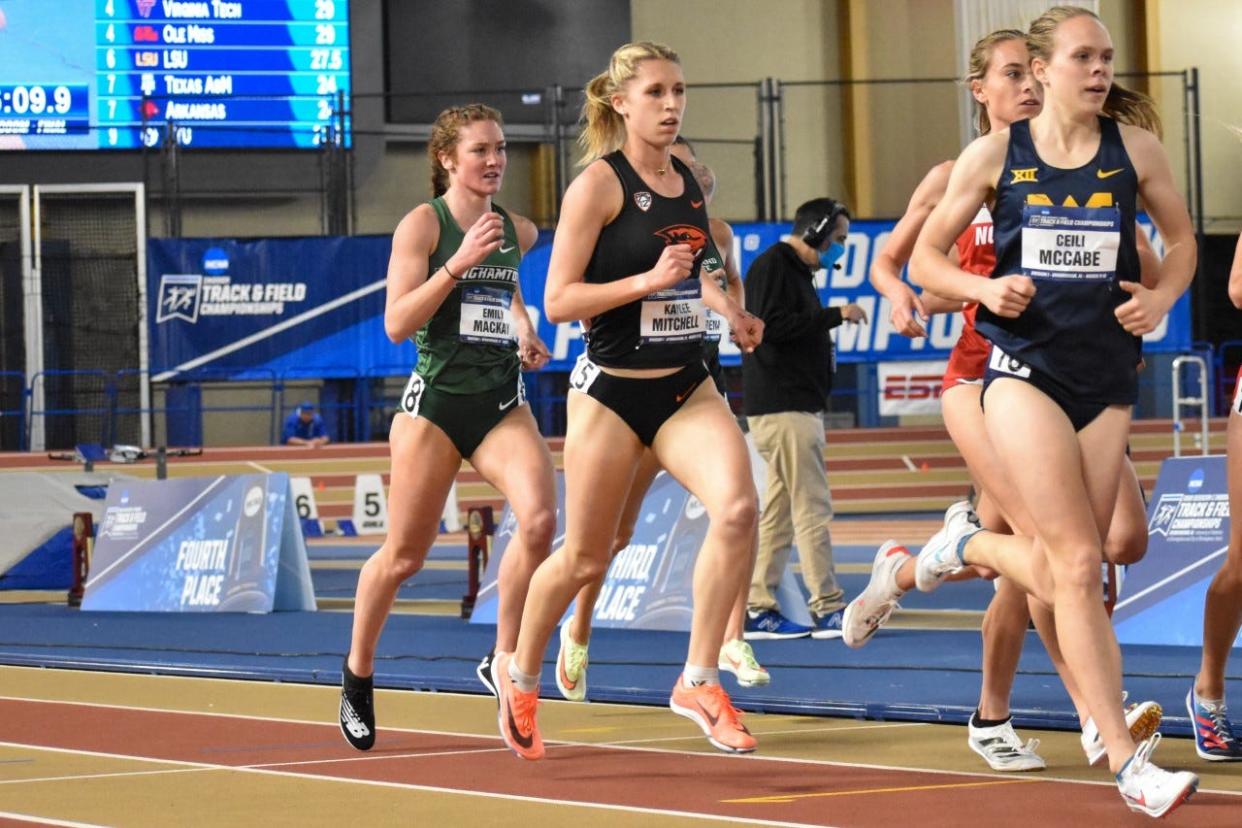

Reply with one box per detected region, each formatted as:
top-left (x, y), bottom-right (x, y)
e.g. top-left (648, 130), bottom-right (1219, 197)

top-left (820, 241), bottom-right (846, 271)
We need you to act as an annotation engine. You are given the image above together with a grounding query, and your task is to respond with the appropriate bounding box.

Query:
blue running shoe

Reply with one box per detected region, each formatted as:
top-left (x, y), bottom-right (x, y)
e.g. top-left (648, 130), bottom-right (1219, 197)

top-left (743, 608), bottom-right (811, 640)
top-left (810, 609), bottom-right (844, 640)
top-left (1187, 688), bottom-right (1242, 762)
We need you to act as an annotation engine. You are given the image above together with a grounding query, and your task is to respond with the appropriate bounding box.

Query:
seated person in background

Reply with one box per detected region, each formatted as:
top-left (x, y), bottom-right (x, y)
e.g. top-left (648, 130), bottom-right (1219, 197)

top-left (283, 401), bottom-right (331, 447)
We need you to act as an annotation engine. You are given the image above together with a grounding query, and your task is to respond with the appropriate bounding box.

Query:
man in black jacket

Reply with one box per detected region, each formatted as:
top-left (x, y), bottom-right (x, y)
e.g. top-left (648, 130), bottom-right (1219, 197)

top-left (741, 197), bottom-right (866, 640)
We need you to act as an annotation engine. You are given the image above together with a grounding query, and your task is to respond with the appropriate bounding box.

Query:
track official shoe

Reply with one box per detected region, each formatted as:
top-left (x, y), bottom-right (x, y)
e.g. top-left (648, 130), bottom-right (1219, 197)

top-left (810, 609), bottom-right (844, 639)
top-left (914, 501), bottom-right (982, 592)
top-left (1115, 734), bottom-right (1198, 818)
top-left (1082, 693), bottom-right (1163, 766)
top-left (669, 676), bottom-right (757, 754)
top-left (967, 716), bottom-right (1045, 772)
top-left (339, 658), bottom-right (375, 751)
top-left (554, 622), bottom-right (589, 702)
top-left (495, 653), bottom-right (544, 760)
top-left (718, 639), bottom-right (771, 688)
top-left (477, 647), bottom-right (498, 701)
top-left (743, 608), bottom-right (811, 640)
top-left (842, 540), bottom-right (910, 648)
top-left (1187, 688), bottom-right (1242, 761)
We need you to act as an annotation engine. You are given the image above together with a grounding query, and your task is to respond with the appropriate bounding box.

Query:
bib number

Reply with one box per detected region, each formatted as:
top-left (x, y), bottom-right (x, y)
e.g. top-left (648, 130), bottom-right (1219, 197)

top-left (569, 354), bottom-right (601, 394)
top-left (401, 373), bottom-right (426, 416)
top-left (988, 345), bottom-right (1032, 379)
top-left (639, 279), bottom-right (705, 345)
top-left (459, 286), bottom-right (515, 345)
top-left (1020, 204), bottom-right (1120, 282)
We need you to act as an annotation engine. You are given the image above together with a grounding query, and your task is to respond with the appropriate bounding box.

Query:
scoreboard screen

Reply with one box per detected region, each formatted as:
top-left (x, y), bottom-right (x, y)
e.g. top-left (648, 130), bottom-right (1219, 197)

top-left (0, 0), bottom-right (350, 151)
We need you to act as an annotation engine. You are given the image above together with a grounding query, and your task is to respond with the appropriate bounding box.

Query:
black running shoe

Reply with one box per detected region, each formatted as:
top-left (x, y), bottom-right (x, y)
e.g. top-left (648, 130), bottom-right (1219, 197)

top-left (339, 657), bottom-right (375, 751)
top-left (477, 647), bottom-right (498, 701)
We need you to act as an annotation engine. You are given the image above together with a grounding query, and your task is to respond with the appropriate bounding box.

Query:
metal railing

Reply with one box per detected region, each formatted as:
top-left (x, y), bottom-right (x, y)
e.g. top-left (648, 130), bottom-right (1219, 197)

top-left (1171, 354), bottom-right (1211, 457)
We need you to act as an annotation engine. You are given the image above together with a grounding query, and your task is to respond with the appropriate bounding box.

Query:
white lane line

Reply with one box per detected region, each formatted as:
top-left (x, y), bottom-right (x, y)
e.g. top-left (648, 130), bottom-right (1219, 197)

top-left (246, 461), bottom-right (274, 473)
top-left (0, 741), bottom-right (829, 828)
top-left (3, 695), bottom-right (1240, 798)
top-left (605, 721), bottom-right (929, 745)
top-left (0, 810), bottom-right (110, 828)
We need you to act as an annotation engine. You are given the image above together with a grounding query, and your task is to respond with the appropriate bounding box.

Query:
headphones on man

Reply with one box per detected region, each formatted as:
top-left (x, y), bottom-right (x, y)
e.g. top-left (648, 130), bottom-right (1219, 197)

top-left (801, 201), bottom-right (848, 249)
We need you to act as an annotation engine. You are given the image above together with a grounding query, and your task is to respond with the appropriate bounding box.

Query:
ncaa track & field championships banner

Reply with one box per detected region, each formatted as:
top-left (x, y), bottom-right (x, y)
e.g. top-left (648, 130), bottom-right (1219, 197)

top-left (147, 218), bottom-right (1189, 381)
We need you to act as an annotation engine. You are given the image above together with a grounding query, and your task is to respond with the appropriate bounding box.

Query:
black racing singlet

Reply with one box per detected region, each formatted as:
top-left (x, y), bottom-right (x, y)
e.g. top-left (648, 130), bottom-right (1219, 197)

top-left (976, 116), bottom-right (1141, 403)
top-left (583, 151), bottom-right (708, 369)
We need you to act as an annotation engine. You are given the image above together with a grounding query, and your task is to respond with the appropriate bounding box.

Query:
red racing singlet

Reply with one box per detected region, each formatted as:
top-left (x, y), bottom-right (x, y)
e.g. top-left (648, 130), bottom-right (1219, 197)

top-left (942, 206), bottom-right (995, 390)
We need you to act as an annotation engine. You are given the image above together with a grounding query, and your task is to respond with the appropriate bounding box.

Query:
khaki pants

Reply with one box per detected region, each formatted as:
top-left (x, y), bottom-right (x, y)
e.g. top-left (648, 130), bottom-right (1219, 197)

top-left (747, 410), bottom-right (844, 616)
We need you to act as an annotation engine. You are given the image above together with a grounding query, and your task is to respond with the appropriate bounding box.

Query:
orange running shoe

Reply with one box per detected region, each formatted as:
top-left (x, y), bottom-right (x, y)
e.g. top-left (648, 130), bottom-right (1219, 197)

top-left (495, 653), bottom-right (544, 760)
top-left (669, 675), bottom-right (757, 754)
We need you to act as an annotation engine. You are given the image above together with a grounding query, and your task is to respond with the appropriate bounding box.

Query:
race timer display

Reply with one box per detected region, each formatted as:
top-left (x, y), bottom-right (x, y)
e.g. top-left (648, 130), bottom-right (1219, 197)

top-left (0, 0), bottom-right (350, 150)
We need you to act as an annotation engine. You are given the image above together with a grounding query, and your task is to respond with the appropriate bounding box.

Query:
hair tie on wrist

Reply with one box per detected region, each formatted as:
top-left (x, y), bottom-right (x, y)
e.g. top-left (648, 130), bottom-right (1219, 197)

top-left (443, 263), bottom-right (460, 281)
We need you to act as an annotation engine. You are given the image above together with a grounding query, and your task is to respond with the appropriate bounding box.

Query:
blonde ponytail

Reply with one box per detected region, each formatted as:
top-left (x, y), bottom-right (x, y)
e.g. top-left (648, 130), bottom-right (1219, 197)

top-left (578, 41), bottom-right (680, 166)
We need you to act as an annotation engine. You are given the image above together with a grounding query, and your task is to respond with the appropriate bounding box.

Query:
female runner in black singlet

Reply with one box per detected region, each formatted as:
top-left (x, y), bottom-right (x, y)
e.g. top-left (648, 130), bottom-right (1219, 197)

top-left (492, 41), bottom-right (764, 761)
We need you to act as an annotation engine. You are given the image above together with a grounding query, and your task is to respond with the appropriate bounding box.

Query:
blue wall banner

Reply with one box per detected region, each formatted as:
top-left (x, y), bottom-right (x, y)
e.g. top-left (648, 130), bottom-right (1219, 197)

top-left (149, 217), bottom-right (1189, 380)
top-left (469, 470), bottom-right (810, 632)
top-left (81, 473), bottom-right (316, 613)
top-left (1113, 456), bottom-right (1238, 647)
top-left (148, 236), bottom-right (402, 381)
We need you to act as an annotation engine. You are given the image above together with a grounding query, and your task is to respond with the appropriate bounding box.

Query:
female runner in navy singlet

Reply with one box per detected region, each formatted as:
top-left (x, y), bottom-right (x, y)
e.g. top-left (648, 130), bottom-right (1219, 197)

top-left (910, 7), bottom-right (1197, 818)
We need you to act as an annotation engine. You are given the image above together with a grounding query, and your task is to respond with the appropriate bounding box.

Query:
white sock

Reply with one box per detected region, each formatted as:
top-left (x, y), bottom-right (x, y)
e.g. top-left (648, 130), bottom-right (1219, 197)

top-left (507, 659), bottom-right (539, 693)
top-left (683, 664), bottom-right (719, 687)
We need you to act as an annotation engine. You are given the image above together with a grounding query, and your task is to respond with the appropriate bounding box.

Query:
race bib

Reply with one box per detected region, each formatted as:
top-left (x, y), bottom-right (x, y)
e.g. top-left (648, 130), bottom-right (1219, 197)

top-left (639, 279), bottom-right (704, 345)
top-left (704, 307), bottom-right (723, 343)
top-left (400, 373), bottom-right (426, 416)
top-left (459, 286), bottom-right (515, 345)
top-left (987, 345), bottom-right (1032, 379)
top-left (1021, 204), bottom-right (1120, 282)
top-left (568, 354), bottom-right (601, 394)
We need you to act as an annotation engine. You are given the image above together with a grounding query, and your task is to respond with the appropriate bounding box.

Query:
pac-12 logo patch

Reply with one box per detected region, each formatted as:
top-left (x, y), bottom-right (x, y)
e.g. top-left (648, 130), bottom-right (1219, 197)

top-left (634, 192), bottom-right (653, 212)
top-left (654, 224), bottom-right (708, 258)
top-left (156, 274), bottom-right (203, 324)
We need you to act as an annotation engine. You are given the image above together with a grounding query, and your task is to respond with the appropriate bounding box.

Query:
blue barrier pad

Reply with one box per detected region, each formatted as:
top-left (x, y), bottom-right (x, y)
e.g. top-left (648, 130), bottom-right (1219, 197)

top-left (1, 604), bottom-right (1236, 738)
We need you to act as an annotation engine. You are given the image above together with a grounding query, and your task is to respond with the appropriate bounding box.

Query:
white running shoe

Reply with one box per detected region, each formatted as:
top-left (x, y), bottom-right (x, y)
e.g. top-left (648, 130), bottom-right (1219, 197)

top-left (967, 717), bottom-right (1045, 772)
top-left (554, 621), bottom-right (589, 702)
top-left (1081, 694), bottom-right (1164, 766)
top-left (718, 638), bottom-right (771, 688)
top-left (1115, 734), bottom-right (1198, 818)
top-left (914, 501), bottom-right (982, 592)
top-left (842, 540), bottom-right (910, 649)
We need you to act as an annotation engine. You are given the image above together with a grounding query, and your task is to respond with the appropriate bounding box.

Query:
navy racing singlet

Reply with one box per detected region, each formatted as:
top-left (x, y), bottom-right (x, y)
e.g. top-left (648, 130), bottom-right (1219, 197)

top-left (582, 151), bottom-right (708, 369)
top-left (976, 116), bottom-right (1141, 403)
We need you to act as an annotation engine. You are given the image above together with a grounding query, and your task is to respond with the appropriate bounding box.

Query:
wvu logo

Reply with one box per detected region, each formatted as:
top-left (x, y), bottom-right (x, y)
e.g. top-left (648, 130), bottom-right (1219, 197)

top-left (157, 274), bottom-right (202, 324)
top-left (1010, 168), bottom-right (1039, 184)
top-left (1026, 192), bottom-right (1115, 208)
top-left (654, 224), bottom-right (708, 258)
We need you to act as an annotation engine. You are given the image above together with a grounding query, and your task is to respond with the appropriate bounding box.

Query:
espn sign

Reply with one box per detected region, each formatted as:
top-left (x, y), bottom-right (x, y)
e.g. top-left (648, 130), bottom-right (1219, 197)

top-left (878, 360), bottom-right (949, 416)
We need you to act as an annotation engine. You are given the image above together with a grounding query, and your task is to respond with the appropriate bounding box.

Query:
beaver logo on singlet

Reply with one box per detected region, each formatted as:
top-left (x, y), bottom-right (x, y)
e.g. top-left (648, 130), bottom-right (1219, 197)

top-left (654, 224), bottom-right (708, 259)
